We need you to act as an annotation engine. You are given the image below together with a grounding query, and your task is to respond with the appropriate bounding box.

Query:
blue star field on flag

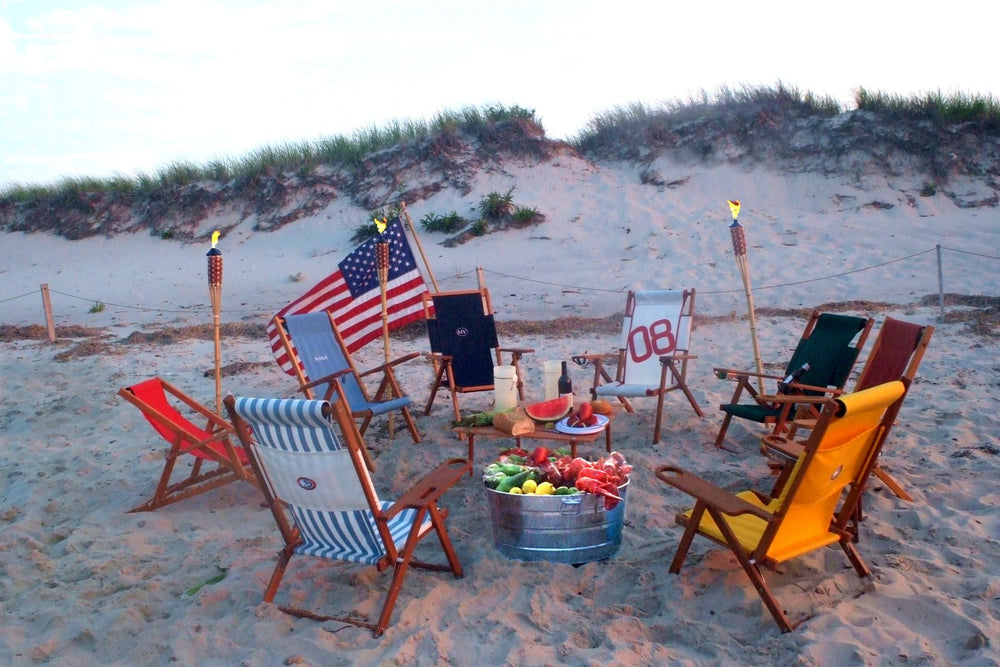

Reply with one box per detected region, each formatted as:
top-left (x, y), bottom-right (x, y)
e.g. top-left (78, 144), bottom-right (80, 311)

top-left (338, 218), bottom-right (417, 298)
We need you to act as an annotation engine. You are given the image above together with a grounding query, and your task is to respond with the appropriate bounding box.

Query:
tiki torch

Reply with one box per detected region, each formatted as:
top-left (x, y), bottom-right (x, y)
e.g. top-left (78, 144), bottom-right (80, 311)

top-left (374, 217), bottom-right (395, 437)
top-left (728, 200), bottom-right (765, 394)
top-left (207, 230), bottom-right (223, 414)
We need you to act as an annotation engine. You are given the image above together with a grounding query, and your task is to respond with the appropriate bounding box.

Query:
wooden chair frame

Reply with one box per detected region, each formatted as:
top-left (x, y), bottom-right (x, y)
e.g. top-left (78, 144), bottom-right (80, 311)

top-left (272, 311), bottom-right (421, 444)
top-left (712, 310), bottom-right (873, 450)
top-left (422, 269), bottom-right (533, 422)
top-left (118, 377), bottom-right (257, 512)
top-left (657, 381), bottom-right (907, 632)
top-left (762, 317), bottom-right (934, 504)
top-left (576, 289), bottom-right (703, 444)
top-left (225, 381), bottom-right (470, 637)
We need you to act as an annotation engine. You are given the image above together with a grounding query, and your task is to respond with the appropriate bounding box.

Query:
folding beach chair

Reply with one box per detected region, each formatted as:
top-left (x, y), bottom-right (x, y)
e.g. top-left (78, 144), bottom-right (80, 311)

top-left (118, 377), bottom-right (257, 512)
top-left (575, 289), bottom-right (703, 444)
top-left (225, 380), bottom-right (470, 637)
top-left (272, 310), bottom-right (422, 444)
top-left (423, 272), bottom-right (533, 422)
top-left (656, 380), bottom-right (907, 632)
top-left (712, 310), bottom-right (873, 450)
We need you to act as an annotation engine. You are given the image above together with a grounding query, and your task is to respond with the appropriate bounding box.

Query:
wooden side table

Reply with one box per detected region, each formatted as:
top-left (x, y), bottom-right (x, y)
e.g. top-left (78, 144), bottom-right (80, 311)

top-left (453, 416), bottom-right (613, 472)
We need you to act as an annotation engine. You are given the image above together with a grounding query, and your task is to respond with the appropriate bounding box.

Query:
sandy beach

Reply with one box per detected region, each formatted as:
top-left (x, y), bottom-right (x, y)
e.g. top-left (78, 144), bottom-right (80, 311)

top-left (2, 157), bottom-right (998, 665)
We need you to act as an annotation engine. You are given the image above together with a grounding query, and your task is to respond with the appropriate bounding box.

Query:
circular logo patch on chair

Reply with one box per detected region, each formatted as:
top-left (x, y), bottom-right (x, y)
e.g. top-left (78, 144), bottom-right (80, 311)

top-left (297, 477), bottom-right (318, 491)
top-left (455, 327), bottom-right (469, 337)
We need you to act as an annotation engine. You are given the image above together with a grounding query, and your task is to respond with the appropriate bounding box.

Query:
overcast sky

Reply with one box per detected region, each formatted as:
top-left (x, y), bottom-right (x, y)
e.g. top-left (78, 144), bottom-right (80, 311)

top-left (1, 0), bottom-right (995, 188)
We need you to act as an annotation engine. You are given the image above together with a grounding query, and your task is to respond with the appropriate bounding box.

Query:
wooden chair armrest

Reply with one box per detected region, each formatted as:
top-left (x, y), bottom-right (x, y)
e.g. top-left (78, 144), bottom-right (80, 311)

top-left (655, 465), bottom-right (772, 520)
top-left (384, 458), bottom-right (471, 517)
top-left (713, 367), bottom-right (784, 381)
top-left (661, 353), bottom-right (697, 363)
top-left (176, 428), bottom-right (237, 458)
top-left (781, 381), bottom-right (845, 395)
top-left (423, 351), bottom-right (453, 363)
top-left (498, 346), bottom-right (534, 355)
top-left (358, 351), bottom-right (422, 379)
top-left (756, 394), bottom-right (835, 405)
top-left (760, 435), bottom-right (806, 461)
top-left (302, 368), bottom-right (353, 392)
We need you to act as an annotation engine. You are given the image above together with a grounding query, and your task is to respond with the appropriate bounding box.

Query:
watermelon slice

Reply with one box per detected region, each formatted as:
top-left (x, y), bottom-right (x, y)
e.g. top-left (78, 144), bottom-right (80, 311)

top-left (524, 396), bottom-right (573, 422)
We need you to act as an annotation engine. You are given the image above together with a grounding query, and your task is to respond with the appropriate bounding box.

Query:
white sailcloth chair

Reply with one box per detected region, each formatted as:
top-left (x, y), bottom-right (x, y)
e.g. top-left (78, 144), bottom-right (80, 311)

top-left (225, 380), bottom-right (469, 637)
top-left (577, 289), bottom-right (703, 444)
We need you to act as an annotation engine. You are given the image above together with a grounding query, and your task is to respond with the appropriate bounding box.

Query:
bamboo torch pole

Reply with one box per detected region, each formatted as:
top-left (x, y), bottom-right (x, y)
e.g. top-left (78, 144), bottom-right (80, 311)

top-left (374, 218), bottom-right (395, 438)
top-left (207, 231), bottom-right (223, 414)
top-left (728, 200), bottom-right (765, 395)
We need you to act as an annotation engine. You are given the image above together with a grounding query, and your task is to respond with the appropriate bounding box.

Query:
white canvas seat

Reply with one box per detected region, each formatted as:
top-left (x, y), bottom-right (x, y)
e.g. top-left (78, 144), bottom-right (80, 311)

top-left (578, 289), bottom-right (703, 444)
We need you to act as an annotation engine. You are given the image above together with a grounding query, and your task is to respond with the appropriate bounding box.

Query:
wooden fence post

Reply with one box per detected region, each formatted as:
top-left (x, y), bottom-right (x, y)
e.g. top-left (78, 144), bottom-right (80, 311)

top-left (936, 245), bottom-right (946, 322)
top-left (40, 283), bottom-right (57, 342)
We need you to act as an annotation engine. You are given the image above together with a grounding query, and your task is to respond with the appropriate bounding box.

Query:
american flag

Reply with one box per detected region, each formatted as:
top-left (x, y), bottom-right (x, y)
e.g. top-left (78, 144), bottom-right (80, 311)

top-left (268, 218), bottom-right (428, 374)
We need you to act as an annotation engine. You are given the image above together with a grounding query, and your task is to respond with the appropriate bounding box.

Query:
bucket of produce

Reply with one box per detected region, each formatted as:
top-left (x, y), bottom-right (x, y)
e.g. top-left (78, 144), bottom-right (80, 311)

top-left (482, 447), bottom-right (631, 564)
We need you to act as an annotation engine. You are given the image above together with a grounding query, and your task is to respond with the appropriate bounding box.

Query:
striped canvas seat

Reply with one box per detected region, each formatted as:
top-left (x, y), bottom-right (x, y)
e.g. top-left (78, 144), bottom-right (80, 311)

top-left (226, 381), bottom-right (469, 637)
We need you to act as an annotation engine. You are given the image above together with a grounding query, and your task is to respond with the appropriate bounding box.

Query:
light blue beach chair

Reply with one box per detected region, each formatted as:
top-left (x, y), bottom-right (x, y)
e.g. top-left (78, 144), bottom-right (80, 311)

top-left (272, 310), bottom-right (421, 443)
top-left (224, 381), bottom-right (469, 637)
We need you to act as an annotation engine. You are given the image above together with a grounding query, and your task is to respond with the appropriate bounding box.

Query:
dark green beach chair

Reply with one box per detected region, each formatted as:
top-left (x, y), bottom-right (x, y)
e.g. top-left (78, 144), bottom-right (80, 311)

top-left (712, 310), bottom-right (873, 450)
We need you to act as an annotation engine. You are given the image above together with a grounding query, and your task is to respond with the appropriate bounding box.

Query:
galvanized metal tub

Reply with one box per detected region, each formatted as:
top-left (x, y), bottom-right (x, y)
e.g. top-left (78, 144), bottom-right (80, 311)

top-left (485, 482), bottom-right (629, 564)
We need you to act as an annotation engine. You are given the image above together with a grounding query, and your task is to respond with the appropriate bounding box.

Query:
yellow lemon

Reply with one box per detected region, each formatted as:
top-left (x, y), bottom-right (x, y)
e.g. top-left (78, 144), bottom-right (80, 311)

top-left (509, 487), bottom-right (523, 494)
top-left (522, 479), bottom-right (538, 494)
top-left (536, 482), bottom-right (555, 495)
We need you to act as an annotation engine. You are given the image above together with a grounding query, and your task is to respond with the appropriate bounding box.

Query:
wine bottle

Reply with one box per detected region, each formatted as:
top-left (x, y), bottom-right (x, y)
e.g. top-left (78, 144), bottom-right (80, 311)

top-left (558, 361), bottom-right (573, 406)
top-left (777, 362), bottom-right (810, 393)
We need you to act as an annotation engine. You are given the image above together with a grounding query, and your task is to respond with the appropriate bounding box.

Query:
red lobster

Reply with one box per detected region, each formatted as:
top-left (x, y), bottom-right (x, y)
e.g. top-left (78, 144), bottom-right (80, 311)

top-left (553, 452), bottom-right (631, 510)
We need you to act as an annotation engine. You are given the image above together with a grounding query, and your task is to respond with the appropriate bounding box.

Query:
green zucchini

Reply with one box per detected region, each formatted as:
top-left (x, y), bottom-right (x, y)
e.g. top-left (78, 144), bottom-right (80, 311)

top-left (496, 470), bottom-right (531, 493)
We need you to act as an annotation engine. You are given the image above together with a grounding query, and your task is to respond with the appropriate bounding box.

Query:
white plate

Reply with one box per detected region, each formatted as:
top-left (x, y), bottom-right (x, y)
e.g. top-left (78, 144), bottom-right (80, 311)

top-left (555, 413), bottom-right (609, 435)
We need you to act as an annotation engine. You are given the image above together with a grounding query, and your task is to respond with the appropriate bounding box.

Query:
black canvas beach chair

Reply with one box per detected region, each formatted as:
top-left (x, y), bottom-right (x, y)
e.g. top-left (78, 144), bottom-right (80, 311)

top-left (422, 274), bottom-right (533, 422)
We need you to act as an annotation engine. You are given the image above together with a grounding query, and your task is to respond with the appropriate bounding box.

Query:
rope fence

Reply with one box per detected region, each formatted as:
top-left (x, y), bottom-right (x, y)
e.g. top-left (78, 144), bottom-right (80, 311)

top-left (5, 244), bottom-right (998, 341)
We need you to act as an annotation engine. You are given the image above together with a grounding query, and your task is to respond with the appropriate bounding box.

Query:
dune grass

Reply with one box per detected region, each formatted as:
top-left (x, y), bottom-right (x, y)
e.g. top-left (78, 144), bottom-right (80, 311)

top-left (2, 86), bottom-right (998, 206)
top-left (0, 104), bottom-right (537, 203)
top-left (853, 87), bottom-right (1000, 127)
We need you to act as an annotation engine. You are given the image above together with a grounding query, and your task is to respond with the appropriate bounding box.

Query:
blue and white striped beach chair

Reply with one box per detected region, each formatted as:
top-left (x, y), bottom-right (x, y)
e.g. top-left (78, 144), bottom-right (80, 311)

top-left (225, 380), bottom-right (469, 637)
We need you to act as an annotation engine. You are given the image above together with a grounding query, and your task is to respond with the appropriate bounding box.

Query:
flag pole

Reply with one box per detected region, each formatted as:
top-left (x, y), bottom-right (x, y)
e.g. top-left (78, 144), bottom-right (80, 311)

top-left (206, 231), bottom-right (224, 414)
top-left (728, 200), bottom-right (765, 394)
top-left (399, 202), bottom-right (440, 292)
top-left (374, 218), bottom-right (395, 437)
